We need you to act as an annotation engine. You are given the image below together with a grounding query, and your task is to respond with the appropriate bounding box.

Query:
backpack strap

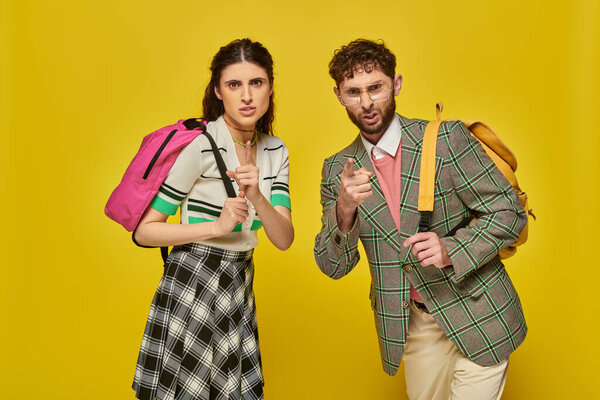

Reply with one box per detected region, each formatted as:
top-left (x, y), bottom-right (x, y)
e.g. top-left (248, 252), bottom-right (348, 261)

top-left (131, 229), bottom-right (172, 264)
top-left (418, 106), bottom-right (477, 237)
top-left (202, 130), bottom-right (237, 198)
top-left (182, 118), bottom-right (205, 130)
top-left (418, 103), bottom-right (443, 232)
top-left (182, 119), bottom-right (234, 197)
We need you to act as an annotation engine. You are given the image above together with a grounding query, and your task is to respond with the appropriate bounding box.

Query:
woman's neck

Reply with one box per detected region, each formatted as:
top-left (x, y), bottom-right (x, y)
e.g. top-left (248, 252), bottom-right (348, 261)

top-left (223, 116), bottom-right (256, 143)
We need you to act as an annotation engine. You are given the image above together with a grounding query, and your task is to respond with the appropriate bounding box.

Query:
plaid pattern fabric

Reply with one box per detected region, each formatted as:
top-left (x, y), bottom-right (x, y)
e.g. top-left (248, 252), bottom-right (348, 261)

top-left (314, 115), bottom-right (528, 374)
top-left (133, 243), bottom-right (264, 400)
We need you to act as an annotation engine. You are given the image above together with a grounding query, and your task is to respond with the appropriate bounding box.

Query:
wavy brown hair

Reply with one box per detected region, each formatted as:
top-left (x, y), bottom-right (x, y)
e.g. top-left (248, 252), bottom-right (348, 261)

top-left (202, 38), bottom-right (275, 135)
top-left (329, 39), bottom-right (396, 87)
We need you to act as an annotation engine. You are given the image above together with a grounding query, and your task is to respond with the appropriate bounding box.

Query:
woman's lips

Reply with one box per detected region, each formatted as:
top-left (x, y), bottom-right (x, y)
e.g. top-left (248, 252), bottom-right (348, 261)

top-left (239, 106), bottom-right (256, 116)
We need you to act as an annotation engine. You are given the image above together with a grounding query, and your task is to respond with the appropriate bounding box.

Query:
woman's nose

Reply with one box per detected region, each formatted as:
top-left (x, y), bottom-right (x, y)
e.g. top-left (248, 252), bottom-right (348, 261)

top-left (241, 85), bottom-right (252, 103)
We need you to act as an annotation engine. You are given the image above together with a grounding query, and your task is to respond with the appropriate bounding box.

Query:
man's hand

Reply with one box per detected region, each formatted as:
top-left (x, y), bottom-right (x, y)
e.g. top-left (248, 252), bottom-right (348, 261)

top-left (404, 232), bottom-right (452, 268)
top-left (336, 158), bottom-right (373, 233)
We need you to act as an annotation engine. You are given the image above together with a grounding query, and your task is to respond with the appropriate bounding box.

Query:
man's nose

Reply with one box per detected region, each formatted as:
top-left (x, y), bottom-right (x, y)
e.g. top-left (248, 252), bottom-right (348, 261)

top-left (360, 89), bottom-right (374, 109)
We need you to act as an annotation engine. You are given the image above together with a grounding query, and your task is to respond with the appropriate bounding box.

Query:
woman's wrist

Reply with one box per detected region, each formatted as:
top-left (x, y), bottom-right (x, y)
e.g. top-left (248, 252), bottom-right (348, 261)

top-left (249, 191), bottom-right (268, 209)
top-left (205, 220), bottom-right (225, 239)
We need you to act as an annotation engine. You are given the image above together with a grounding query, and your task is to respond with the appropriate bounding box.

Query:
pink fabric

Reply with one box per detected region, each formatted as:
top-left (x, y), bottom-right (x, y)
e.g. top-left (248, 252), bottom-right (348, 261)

top-left (105, 119), bottom-right (206, 231)
top-left (371, 145), bottom-right (423, 302)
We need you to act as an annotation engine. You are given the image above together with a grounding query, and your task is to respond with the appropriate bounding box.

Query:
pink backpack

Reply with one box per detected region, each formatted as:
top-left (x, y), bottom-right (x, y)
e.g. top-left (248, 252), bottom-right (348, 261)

top-left (105, 118), bottom-right (207, 232)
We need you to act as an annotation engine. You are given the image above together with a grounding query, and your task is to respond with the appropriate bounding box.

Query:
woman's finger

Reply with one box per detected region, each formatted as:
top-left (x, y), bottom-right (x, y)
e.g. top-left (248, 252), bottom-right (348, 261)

top-left (245, 141), bottom-right (254, 165)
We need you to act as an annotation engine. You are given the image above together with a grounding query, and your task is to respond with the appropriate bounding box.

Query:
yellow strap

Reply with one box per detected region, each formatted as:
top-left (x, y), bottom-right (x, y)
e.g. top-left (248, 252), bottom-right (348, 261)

top-left (418, 103), bottom-right (443, 212)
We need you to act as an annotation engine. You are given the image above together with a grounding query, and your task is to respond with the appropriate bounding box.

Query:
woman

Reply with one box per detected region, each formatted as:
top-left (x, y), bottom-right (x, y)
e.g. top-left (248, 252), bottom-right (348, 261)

top-left (131, 39), bottom-right (293, 400)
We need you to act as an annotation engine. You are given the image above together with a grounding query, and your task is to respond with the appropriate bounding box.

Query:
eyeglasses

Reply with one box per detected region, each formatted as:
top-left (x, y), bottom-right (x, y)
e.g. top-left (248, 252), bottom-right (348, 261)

top-left (338, 82), bottom-right (392, 106)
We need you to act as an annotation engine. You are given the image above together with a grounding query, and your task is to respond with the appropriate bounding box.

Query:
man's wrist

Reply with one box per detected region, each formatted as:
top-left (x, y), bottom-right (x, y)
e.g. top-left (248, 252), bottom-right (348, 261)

top-left (336, 200), bottom-right (357, 233)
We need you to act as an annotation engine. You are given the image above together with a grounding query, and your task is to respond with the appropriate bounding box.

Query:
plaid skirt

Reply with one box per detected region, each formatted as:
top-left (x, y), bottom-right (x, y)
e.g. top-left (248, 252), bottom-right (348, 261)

top-left (132, 243), bottom-right (264, 400)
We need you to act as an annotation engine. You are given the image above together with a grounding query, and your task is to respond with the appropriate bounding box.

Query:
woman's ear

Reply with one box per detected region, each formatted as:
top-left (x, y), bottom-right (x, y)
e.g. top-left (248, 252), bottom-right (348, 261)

top-left (214, 85), bottom-right (222, 100)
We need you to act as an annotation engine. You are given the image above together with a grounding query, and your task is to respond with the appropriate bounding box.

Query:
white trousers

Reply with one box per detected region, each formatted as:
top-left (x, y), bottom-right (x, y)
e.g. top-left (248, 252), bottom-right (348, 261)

top-left (403, 301), bottom-right (509, 400)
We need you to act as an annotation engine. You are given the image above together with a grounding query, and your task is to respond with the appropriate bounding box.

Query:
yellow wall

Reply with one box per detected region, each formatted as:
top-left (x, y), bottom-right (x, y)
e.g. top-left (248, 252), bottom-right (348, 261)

top-left (3, 0), bottom-right (599, 398)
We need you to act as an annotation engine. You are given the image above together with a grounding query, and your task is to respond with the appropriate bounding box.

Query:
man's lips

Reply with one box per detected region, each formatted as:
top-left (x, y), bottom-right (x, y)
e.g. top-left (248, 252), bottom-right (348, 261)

top-left (362, 112), bottom-right (379, 124)
top-left (239, 106), bottom-right (256, 116)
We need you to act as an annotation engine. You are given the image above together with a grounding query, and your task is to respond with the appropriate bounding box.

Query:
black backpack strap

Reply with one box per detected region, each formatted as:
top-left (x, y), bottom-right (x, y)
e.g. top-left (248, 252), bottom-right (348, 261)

top-left (444, 216), bottom-right (472, 238)
top-left (131, 230), bottom-right (170, 263)
top-left (160, 246), bottom-right (169, 263)
top-left (418, 211), bottom-right (433, 233)
top-left (182, 118), bottom-right (205, 130)
top-left (202, 130), bottom-right (237, 198)
top-left (182, 119), bottom-right (236, 196)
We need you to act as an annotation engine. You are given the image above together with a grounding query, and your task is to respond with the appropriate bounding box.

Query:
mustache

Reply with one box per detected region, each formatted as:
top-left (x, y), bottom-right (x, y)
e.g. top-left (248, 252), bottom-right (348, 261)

top-left (359, 105), bottom-right (376, 114)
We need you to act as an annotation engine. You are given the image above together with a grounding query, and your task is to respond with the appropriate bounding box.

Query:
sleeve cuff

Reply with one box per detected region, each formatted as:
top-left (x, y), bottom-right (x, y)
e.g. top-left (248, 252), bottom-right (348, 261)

top-left (150, 195), bottom-right (179, 215)
top-left (270, 193), bottom-right (291, 210)
top-left (440, 236), bottom-right (474, 282)
top-left (327, 205), bottom-right (360, 251)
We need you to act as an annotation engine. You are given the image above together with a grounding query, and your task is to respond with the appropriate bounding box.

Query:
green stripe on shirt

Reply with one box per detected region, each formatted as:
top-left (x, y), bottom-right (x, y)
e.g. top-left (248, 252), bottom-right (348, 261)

top-left (270, 193), bottom-right (291, 210)
top-left (150, 195), bottom-right (179, 215)
top-left (271, 184), bottom-right (289, 193)
top-left (159, 186), bottom-right (185, 201)
top-left (189, 216), bottom-right (214, 224)
top-left (188, 204), bottom-right (221, 217)
top-left (189, 217), bottom-right (263, 232)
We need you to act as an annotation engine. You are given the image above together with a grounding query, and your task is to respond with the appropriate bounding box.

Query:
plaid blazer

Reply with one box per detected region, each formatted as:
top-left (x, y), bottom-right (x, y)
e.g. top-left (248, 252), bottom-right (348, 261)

top-left (314, 114), bottom-right (528, 375)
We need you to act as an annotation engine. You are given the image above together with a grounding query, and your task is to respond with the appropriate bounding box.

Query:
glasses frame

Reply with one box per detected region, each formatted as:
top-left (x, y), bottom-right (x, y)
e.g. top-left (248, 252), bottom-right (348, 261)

top-left (337, 82), bottom-right (393, 107)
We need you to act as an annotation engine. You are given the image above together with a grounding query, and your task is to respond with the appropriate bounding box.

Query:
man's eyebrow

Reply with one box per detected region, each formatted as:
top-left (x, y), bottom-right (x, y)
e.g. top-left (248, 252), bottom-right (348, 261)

top-left (344, 80), bottom-right (385, 88)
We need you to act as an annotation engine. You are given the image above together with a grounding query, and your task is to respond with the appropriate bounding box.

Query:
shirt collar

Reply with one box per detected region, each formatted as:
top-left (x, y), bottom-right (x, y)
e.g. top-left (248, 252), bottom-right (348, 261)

top-left (360, 114), bottom-right (402, 159)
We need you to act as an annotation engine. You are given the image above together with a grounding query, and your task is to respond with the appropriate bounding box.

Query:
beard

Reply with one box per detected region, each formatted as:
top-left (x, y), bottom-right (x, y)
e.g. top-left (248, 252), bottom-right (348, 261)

top-left (346, 98), bottom-right (397, 136)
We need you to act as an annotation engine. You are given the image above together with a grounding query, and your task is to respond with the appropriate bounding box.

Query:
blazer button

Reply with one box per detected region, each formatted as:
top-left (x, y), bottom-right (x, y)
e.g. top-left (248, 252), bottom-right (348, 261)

top-left (334, 235), bottom-right (341, 245)
top-left (404, 266), bottom-right (413, 273)
top-left (402, 300), bottom-right (409, 309)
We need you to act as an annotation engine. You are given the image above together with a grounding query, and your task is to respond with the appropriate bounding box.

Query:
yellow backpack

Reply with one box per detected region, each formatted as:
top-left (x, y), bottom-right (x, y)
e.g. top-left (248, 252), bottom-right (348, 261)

top-left (418, 103), bottom-right (535, 259)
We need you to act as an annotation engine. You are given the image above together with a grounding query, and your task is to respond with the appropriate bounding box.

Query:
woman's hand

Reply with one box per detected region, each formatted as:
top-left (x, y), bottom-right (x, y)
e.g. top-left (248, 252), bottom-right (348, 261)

top-left (215, 192), bottom-right (249, 235)
top-left (227, 142), bottom-right (261, 203)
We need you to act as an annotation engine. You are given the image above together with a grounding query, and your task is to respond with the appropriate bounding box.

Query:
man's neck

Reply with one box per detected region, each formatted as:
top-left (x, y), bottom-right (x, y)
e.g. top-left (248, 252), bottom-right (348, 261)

top-left (361, 131), bottom-right (384, 145)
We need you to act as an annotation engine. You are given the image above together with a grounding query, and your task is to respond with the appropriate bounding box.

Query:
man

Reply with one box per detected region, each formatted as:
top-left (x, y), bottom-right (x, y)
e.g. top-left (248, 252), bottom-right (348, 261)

top-left (314, 39), bottom-right (527, 400)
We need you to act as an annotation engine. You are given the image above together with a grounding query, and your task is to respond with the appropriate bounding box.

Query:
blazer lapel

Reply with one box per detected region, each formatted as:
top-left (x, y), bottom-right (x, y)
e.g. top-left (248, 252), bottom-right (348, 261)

top-left (343, 135), bottom-right (404, 254)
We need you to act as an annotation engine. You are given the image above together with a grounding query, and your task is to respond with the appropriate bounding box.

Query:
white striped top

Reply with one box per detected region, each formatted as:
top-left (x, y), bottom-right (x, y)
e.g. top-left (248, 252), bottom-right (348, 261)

top-left (150, 116), bottom-right (291, 251)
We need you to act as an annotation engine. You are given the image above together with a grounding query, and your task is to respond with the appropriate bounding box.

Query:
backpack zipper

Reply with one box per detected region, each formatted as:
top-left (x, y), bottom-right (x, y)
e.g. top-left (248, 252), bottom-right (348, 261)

top-left (143, 129), bottom-right (177, 179)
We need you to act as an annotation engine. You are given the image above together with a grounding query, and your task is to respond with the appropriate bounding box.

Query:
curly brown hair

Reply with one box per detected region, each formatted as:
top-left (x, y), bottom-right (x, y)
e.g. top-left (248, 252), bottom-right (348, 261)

top-left (329, 39), bottom-right (396, 87)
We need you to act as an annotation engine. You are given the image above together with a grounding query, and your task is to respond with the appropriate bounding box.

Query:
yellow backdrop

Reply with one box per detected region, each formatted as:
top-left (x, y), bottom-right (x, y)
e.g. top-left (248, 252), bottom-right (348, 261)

top-left (3, 0), bottom-right (599, 398)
